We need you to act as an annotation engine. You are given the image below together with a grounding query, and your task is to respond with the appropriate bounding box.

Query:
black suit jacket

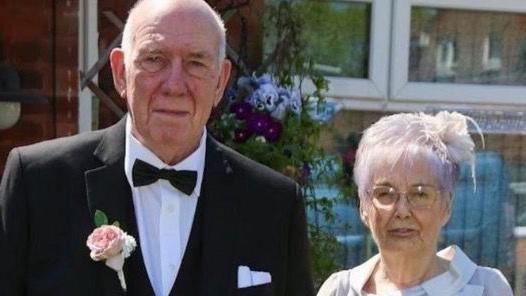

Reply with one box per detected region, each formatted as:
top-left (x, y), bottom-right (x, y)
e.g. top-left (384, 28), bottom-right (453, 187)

top-left (0, 118), bottom-right (314, 296)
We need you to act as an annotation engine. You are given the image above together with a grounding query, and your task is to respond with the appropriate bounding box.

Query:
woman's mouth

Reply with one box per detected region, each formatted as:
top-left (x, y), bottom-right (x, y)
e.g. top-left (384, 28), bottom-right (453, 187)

top-left (388, 228), bottom-right (417, 237)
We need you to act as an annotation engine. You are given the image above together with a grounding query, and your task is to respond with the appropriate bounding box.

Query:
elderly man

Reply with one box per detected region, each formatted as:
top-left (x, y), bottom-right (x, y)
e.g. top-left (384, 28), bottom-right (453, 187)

top-left (0, 0), bottom-right (314, 295)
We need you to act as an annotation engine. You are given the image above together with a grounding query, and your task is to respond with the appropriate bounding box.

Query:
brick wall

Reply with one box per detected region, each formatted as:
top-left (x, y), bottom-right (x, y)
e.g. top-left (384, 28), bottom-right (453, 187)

top-left (0, 0), bottom-right (78, 173)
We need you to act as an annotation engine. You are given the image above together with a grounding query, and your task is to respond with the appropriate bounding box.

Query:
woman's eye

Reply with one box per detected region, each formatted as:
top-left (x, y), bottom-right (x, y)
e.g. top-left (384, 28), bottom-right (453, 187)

top-left (412, 191), bottom-right (429, 199)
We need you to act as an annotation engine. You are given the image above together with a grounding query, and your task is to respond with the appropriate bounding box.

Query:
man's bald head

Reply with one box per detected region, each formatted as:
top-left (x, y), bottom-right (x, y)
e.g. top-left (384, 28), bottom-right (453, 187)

top-left (121, 0), bottom-right (226, 66)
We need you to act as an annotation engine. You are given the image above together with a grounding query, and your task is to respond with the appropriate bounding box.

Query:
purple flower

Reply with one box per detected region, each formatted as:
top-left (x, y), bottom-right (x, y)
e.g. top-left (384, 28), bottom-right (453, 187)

top-left (225, 88), bottom-right (237, 104)
top-left (234, 128), bottom-right (253, 143)
top-left (247, 112), bottom-right (272, 135)
top-left (257, 74), bottom-right (272, 85)
top-left (288, 89), bottom-right (302, 115)
top-left (264, 120), bottom-right (283, 142)
top-left (249, 83), bottom-right (279, 112)
top-left (237, 76), bottom-right (257, 92)
top-left (270, 103), bottom-right (287, 120)
top-left (308, 99), bottom-right (341, 122)
top-left (229, 101), bottom-right (253, 120)
top-left (302, 163), bottom-right (311, 178)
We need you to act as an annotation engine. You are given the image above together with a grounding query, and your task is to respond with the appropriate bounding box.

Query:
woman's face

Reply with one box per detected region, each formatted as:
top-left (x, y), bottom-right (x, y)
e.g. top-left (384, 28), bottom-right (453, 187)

top-left (360, 157), bottom-right (452, 255)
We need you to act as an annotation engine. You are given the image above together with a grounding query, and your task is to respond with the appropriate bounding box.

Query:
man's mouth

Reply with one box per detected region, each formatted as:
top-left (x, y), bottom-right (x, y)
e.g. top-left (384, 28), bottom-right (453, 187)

top-left (153, 109), bottom-right (190, 117)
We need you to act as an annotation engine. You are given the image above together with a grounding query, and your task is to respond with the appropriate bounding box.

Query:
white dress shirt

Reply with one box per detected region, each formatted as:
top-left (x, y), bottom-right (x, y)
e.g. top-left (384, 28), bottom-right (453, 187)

top-left (124, 116), bottom-right (206, 296)
top-left (317, 245), bottom-right (513, 296)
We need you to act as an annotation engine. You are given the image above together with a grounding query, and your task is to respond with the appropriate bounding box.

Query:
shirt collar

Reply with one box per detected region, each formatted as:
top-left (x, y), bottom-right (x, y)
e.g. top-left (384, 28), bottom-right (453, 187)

top-left (124, 115), bottom-right (207, 196)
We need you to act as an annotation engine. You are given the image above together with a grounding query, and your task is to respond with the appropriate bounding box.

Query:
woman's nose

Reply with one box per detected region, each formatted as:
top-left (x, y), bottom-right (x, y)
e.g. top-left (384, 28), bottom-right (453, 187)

top-left (394, 193), bottom-right (412, 218)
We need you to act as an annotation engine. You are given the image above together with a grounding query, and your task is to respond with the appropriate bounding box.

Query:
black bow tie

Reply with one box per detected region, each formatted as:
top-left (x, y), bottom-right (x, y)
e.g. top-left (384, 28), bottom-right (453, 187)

top-left (132, 159), bottom-right (197, 195)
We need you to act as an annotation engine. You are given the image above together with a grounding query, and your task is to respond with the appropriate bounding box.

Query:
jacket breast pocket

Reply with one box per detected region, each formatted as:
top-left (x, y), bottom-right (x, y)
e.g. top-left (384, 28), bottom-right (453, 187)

top-left (236, 283), bottom-right (273, 296)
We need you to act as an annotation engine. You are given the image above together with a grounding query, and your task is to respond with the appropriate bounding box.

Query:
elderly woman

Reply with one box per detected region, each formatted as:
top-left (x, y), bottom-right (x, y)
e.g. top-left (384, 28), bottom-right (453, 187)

top-left (318, 112), bottom-right (513, 296)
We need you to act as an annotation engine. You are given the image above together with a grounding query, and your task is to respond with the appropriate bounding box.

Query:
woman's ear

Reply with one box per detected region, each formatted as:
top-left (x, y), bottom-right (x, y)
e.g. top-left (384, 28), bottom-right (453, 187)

top-left (441, 192), bottom-right (453, 227)
top-left (359, 201), bottom-right (370, 228)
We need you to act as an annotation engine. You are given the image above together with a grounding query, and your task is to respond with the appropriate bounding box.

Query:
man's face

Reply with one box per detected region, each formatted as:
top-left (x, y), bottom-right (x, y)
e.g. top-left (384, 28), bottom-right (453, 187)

top-left (111, 6), bottom-right (231, 160)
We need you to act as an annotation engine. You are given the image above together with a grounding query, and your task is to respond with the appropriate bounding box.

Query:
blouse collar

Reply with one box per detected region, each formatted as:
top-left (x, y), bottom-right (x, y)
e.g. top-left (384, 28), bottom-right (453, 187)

top-left (348, 245), bottom-right (481, 296)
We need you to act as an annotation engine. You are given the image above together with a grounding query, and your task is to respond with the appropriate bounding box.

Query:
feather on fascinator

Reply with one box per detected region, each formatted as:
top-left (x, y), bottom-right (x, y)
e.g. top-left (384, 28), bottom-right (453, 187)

top-left (422, 111), bottom-right (483, 190)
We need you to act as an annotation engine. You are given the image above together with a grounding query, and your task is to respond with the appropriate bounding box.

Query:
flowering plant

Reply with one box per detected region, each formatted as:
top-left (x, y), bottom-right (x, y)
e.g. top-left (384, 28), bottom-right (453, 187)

top-left (219, 74), bottom-right (300, 142)
top-left (86, 210), bottom-right (137, 291)
top-left (210, 0), bottom-right (356, 287)
top-left (210, 72), bottom-right (329, 183)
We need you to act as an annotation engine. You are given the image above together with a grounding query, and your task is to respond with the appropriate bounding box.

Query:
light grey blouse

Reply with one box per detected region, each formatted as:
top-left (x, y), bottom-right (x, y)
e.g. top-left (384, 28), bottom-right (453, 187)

top-left (317, 245), bottom-right (513, 296)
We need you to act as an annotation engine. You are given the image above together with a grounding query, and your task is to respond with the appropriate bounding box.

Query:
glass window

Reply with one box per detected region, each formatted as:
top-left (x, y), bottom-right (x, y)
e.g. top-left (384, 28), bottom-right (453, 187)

top-left (264, 0), bottom-right (371, 79)
top-left (409, 7), bottom-right (526, 86)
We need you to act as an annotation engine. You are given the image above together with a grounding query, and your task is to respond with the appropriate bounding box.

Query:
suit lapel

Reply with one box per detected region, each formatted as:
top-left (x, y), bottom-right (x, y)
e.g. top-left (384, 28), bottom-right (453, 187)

top-left (198, 137), bottom-right (239, 295)
top-left (85, 118), bottom-right (154, 295)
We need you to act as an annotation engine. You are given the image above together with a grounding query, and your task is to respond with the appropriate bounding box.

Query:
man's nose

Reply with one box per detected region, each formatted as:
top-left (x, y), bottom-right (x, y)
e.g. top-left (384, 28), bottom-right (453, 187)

top-left (161, 60), bottom-right (187, 96)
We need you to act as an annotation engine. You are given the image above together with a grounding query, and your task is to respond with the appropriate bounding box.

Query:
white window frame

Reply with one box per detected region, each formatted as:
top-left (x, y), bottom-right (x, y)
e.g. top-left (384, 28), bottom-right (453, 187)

top-left (78, 0), bottom-right (98, 133)
top-left (390, 0), bottom-right (526, 106)
top-left (303, 0), bottom-right (391, 103)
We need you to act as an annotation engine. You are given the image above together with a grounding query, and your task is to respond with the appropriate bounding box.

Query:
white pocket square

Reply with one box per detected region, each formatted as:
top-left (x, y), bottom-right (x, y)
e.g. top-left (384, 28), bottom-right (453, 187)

top-left (237, 265), bottom-right (272, 288)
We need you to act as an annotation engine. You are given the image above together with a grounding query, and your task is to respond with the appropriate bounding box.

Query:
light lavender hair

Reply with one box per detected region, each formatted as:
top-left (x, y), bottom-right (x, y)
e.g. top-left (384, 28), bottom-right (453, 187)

top-left (121, 0), bottom-right (227, 67)
top-left (353, 111), bottom-right (482, 202)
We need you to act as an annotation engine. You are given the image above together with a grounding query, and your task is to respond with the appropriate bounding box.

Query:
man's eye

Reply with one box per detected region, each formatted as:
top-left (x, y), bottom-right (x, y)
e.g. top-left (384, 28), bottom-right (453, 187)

top-left (146, 56), bottom-right (161, 63)
top-left (189, 60), bottom-right (206, 67)
top-left (138, 56), bottom-right (167, 72)
top-left (185, 60), bottom-right (212, 78)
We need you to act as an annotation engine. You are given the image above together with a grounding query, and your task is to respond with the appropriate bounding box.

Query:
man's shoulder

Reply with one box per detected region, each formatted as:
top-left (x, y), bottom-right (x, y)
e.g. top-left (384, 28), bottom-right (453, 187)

top-left (12, 128), bottom-right (108, 169)
top-left (210, 137), bottom-right (297, 189)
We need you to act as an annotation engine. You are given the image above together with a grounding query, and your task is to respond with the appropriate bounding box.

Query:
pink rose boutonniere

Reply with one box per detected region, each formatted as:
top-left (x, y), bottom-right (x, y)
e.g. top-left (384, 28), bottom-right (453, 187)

top-left (86, 210), bottom-right (137, 291)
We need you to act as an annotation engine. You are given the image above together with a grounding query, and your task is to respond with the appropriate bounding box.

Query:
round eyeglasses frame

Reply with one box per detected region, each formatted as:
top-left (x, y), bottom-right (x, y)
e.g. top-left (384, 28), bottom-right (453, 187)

top-left (368, 185), bottom-right (442, 210)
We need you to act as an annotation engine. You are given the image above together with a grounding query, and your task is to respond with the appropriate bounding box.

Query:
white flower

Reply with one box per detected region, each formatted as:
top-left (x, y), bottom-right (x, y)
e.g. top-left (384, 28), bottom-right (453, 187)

top-left (255, 136), bottom-right (267, 143)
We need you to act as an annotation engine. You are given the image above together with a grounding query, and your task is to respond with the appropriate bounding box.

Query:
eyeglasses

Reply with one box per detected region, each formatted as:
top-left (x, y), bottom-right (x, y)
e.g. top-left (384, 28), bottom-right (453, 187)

top-left (369, 185), bottom-right (440, 209)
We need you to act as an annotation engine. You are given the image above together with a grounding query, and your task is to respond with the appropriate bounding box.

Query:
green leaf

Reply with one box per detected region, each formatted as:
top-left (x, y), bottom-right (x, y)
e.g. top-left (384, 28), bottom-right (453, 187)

top-left (94, 210), bottom-right (108, 227)
top-left (112, 221), bottom-right (120, 228)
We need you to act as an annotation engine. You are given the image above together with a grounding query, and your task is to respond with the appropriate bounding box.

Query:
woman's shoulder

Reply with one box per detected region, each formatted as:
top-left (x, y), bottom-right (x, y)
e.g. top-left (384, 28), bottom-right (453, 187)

top-left (317, 270), bottom-right (353, 296)
top-left (317, 256), bottom-right (380, 296)
top-left (469, 266), bottom-right (513, 295)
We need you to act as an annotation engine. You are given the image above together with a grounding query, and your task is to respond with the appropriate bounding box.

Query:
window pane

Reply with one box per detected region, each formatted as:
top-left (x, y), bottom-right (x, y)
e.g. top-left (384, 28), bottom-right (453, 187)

top-left (264, 0), bottom-right (371, 78)
top-left (409, 7), bottom-right (526, 85)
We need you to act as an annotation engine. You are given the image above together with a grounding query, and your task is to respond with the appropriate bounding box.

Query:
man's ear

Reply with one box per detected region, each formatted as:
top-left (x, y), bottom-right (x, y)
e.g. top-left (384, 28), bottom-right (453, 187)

top-left (109, 48), bottom-right (127, 98)
top-left (213, 59), bottom-right (232, 107)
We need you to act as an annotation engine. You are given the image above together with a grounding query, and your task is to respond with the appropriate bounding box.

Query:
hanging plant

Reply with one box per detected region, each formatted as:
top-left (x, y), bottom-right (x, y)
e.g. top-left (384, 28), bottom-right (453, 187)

top-left (210, 0), bottom-right (357, 287)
